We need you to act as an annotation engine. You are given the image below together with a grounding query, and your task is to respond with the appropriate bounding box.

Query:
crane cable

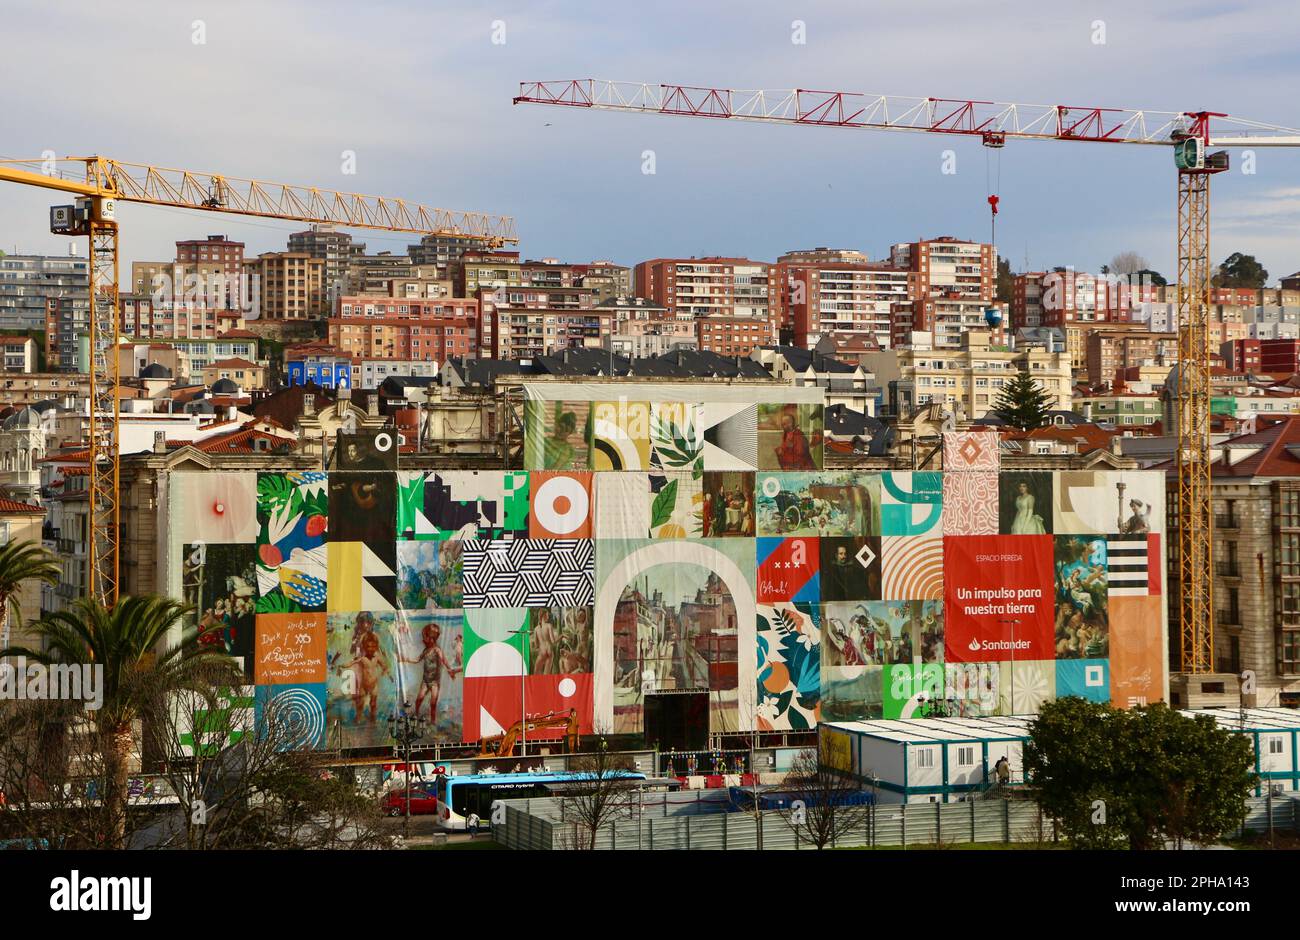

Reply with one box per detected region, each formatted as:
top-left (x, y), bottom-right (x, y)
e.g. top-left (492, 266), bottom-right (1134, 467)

top-left (985, 144), bottom-right (1001, 247)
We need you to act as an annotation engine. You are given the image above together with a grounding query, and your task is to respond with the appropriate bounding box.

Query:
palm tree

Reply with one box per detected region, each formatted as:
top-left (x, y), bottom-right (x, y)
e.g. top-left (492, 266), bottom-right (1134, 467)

top-left (0, 594), bottom-right (243, 848)
top-left (0, 540), bottom-right (60, 650)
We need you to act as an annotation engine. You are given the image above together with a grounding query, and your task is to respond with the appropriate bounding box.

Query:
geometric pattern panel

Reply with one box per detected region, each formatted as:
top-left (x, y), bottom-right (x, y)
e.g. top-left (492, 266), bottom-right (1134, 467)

top-left (462, 539), bottom-right (595, 608)
top-left (943, 431), bottom-right (999, 471)
top-left (880, 535), bottom-right (944, 600)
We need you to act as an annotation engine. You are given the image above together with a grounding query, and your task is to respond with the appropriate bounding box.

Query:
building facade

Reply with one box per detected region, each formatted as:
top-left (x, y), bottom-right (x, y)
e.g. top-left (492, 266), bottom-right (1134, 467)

top-left (0, 253), bottom-right (88, 332)
top-left (243, 252), bottom-right (326, 320)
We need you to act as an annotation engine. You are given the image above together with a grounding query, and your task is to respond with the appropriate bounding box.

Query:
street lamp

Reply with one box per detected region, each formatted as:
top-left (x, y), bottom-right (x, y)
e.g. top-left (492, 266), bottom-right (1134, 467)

top-left (509, 623), bottom-right (531, 757)
top-left (997, 619), bottom-right (1022, 715)
top-left (387, 701), bottom-right (428, 838)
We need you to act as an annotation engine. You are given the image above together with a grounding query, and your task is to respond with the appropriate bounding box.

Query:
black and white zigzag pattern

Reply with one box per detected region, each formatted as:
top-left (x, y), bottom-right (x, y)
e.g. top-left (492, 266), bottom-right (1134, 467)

top-left (462, 539), bottom-right (594, 608)
top-left (1107, 534), bottom-right (1149, 596)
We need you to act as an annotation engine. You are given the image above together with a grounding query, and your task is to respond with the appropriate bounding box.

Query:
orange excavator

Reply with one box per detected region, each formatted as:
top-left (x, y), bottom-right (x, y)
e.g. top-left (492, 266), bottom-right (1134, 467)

top-left (477, 710), bottom-right (579, 757)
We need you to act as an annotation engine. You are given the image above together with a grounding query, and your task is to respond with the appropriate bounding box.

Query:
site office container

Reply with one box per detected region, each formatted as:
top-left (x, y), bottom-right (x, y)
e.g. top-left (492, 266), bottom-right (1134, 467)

top-left (1190, 708), bottom-right (1300, 796)
top-left (820, 720), bottom-right (1032, 804)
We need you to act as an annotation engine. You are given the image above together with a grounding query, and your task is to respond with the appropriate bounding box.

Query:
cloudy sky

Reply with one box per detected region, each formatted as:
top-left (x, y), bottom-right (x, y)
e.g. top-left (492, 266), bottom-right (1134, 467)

top-left (3, 0), bottom-right (1299, 279)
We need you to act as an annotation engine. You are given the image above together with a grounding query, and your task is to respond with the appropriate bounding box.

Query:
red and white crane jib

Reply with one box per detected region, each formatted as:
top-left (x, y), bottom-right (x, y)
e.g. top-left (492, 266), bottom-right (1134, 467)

top-left (514, 79), bottom-right (1300, 148)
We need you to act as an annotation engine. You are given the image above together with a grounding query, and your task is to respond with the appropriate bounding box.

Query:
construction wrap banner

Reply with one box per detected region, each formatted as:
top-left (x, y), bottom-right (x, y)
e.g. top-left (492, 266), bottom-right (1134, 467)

top-left (521, 382), bottom-right (826, 473)
top-left (162, 457), bottom-right (1168, 751)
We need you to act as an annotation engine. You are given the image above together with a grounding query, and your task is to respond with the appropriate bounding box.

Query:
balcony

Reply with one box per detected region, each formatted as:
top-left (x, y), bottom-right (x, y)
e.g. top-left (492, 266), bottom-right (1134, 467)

top-left (1215, 609), bottom-right (1243, 628)
top-left (1214, 515), bottom-right (1239, 530)
top-left (1216, 561), bottom-right (1241, 578)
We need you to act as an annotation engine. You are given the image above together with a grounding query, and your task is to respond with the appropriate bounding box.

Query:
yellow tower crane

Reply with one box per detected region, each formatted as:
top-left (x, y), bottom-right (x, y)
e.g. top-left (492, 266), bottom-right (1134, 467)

top-left (513, 80), bottom-right (1300, 677)
top-left (0, 156), bottom-right (517, 606)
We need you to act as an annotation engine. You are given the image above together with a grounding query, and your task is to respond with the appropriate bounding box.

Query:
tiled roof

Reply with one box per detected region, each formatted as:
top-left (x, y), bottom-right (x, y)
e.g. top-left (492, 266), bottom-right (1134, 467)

top-left (185, 427), bottom-right (299, 455)
top-left (0, 497), bottom-right (44, 514)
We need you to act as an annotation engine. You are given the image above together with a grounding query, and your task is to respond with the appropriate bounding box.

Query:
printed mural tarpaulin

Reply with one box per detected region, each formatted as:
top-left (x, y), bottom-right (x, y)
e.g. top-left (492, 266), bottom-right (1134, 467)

top-left (162, 461), bottom-right (1170, 750)
top-left (521, 382), bottom-right (826, 472)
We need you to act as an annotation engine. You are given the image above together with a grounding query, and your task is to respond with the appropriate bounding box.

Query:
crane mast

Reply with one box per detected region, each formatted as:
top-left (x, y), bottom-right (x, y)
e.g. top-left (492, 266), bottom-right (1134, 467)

top-left (515, 79), bottom-right (1300, 676)
top-left (0, 156), bottom-right (518, 606)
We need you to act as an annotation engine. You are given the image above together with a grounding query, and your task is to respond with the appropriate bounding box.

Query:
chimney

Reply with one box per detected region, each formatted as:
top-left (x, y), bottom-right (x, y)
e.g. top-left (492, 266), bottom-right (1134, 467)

top-left (227, 406), bottom-right (238, 422)
top-left (153, 431), bottom-right (167, 454)
top-left (368, 393), bottom-right (379, 417)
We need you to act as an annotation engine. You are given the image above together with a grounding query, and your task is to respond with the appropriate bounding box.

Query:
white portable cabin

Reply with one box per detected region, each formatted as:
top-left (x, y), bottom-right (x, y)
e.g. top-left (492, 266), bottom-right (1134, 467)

top-left (1181, 707), bottom-right (1300, 795)
top-left (821, 716), bottom-right (1034, 804)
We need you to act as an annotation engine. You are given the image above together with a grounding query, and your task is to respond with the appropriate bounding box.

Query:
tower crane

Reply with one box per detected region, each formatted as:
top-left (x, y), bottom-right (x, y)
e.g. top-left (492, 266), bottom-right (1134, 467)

top-left (0, 156), bottom-right (518, 606)
top-left (514, 79), bottom-right (1300, 678)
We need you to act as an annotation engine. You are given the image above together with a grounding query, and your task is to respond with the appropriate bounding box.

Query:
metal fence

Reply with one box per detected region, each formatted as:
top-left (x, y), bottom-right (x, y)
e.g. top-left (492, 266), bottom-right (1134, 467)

top-left (495, 791), bottom-right (1300, 850)
top-left (1234, 792), bottom-right (1300, 839)
top-left (494, 795), bottom-right (1056, 850)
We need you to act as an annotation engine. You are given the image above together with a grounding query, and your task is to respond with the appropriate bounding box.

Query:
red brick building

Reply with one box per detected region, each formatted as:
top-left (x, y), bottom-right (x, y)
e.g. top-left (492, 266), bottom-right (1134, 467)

top-left (329, 295), bottom-right (478, 363)
top-left (1223, 338), bottom-right (1300, 375)
top-left (635, 257), bottom-right (773, 357)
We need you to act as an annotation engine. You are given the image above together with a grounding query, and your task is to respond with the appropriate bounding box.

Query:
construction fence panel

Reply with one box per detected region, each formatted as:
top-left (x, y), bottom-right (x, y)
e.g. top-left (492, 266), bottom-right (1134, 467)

top-left (1236, 795), bottom-right (1300, 837)
top-left (493, 795), bottom-right (1057, 849)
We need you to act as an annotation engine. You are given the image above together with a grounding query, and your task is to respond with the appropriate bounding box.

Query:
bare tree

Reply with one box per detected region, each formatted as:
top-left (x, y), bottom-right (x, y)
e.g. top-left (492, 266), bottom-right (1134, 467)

top-left (1108, 251), bottom-right (1150, 277)
top-left (554, 738), bottom-right (641, 850)
top-left (138, 669), bottom-right (393, 849)
top-left (776, 747), bottom-right (874, 849)
top-left (0, 671), bottom-right (393, 850)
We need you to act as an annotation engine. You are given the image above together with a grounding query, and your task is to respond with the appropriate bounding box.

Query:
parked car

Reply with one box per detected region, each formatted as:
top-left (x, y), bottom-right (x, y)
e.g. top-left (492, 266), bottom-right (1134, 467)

top-left (382, 786), bottom-right (438, 817)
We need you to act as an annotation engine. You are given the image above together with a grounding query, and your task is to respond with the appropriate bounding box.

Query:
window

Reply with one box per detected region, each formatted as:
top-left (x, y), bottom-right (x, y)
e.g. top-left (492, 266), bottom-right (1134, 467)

top-left (1269, 736), bottom-right (1284, 755)
top-left (957, 746), bottom-right (975, 767)
top-left (915, 748), bottom-right (934, 769)
top-left (1281, 631), bottom-right (1300, 671)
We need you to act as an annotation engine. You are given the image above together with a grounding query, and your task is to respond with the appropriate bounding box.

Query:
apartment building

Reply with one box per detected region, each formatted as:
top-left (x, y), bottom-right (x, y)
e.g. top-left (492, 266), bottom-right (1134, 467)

top-left (0, 372), bottom-right (89, 407)
top-left (479, 284), bottom-right (599, 358)
top-left (175, 235), bottom-right (245, 303)
top-left (329, 295), bottom-right (479, 363)
top-left (1073, 392), bottom-right (1164, 429)
top-left (0, 253), bottom-right (88, 332)
top-left (44, 295), bottom-right (91, 372)
top-left (131, 256), bottom-right (243, 311)
top-left (201, 358), bottom-right (268, 390)
top-left (1, 336), bottom-right (37, 373)
top-left (1011, 273), bottom-right (1045, 329)
top-left (772, 248), bottom-right (912, 350)
top-left (1013, 269), bottom-right (1160, 328)
top-left (1222, 338), bottom-right (1300, 375)
top-left (458, 251), bottom-right (524, 296)
top-left (520, 258), bottom-right (580, 288)
top-left (1086, 328), bottom-right (1180, 387)
top-left (289, 225), bottom-right (365, 309)
top-left (888, 238), bottom-right (996, 348)
top-left (896, 296), bottom-right (1003, 350)
top-left (387, 278), bottom-right (454, 300)
top-left (345, 254), bottom-right (443, 297)
top-left (118, 294), bottom-right (245, 340)
top-left (144, 334), bottom-right (262, 372)
top-left (864, 328), bottom-right (1071, 421)
top-left (635, 257), bottom-right (772, 356)
top-left (406, 234), bottom-right (488, 282)
top-left (490, 307), bottom-right (612, 360)
top-left (575, 261), bottom-right (633, 303)
top-left (0, 496), bottom-right (46, 646)
top-left (243, 252), bottom-right (326, 320)
top-left (891, 236), bottom-right (993, 300)
top-left (599, 297), bottom-right (695, 358)
top-left (1162, 417), bottom-right (1300, 707)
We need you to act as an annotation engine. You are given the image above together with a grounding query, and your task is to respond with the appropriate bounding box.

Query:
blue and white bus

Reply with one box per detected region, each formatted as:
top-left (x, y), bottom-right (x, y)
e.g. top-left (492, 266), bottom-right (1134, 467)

top-left (435, 770), bottom-right (671, 830)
